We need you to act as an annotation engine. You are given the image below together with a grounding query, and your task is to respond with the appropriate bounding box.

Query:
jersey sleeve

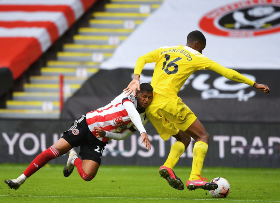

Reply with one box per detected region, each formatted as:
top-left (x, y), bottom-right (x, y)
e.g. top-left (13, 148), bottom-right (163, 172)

top-left (134, 48), bottom-right (161, 75)
top-left (131, 115), bottom-right (148, 131)
top-left (122, 96), bottom-right (134, 104)
top-left (120, 92), bottom-right (136, 106)
top-left (105, 129), bottom-right (132, 140)
top-left (208, 62), bottom-right (255, 86)
top-left (123, 101), bottom-right (146, 134)
top-left (194, 54), bottom-right (213, 71)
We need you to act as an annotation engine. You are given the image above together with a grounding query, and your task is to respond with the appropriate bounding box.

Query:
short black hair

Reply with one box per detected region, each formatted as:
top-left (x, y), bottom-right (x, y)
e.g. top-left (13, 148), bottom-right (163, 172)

top-left (140, 83), bottom-right (153, 93)
top-left (187, 30), bottom-right (206, 44)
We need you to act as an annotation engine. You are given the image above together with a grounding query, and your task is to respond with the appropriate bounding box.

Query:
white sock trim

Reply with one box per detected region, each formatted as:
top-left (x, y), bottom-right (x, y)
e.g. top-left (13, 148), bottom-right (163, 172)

top-left (71, 157), bottom-right (76, 165)
top-left (49, 146), bottom-right (60, 157)
top-left (19, 174), bottom-right (27, 181)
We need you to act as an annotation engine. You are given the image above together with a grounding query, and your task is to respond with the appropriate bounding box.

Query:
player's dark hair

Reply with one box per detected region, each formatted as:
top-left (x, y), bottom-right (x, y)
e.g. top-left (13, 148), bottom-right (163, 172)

top-left (140, 83), bottom-right (153, 93)
top-left (187, 30), bottom-right (206, 44)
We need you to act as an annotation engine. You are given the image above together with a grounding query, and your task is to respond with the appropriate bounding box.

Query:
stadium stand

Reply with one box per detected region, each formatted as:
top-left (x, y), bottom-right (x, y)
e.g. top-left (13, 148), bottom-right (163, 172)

top-left (0, 0), bottom-right (164, 119)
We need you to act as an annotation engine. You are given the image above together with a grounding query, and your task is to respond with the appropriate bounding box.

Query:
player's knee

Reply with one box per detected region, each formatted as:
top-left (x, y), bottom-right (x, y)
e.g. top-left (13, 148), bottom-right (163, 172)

top-left (80, 170), bottom-right (95, 181)
top-left (203, 132), bottom-right (210, 143)
top-left (195, 131), bottom-right (210, 143)
top-left (83, 176), bottom-right (94, 181)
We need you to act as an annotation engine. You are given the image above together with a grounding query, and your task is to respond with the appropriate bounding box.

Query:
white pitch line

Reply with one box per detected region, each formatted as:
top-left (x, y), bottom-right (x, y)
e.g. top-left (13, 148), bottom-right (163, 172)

top-left (0, 195), bottom-right (279, 202)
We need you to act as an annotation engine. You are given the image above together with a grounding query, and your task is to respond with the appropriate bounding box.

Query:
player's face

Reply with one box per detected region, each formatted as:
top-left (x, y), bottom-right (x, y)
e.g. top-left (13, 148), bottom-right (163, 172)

top-left (136, 91), bottom-right (153, 109)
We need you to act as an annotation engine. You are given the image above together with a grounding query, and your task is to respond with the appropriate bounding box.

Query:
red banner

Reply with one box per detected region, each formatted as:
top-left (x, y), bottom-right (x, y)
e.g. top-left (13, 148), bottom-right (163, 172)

top-left (0, 0), bottom-right (97, 79)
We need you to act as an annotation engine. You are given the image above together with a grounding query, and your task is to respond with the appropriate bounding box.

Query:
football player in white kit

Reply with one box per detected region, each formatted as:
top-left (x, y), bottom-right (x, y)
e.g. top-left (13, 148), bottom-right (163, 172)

top-left (5, 83), bottom-right (153, 190)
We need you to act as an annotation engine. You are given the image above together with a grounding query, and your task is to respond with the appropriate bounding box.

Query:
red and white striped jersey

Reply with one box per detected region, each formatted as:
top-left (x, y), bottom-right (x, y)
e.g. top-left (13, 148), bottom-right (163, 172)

top-left (86, 92), bottom-right (147, 143)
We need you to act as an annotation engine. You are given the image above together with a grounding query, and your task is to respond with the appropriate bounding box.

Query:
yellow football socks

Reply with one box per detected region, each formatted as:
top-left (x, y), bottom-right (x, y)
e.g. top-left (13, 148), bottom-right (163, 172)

top-left (189, 141), bottom-right (208, 181)
top-left (163, 141), bottom-right (185, 169)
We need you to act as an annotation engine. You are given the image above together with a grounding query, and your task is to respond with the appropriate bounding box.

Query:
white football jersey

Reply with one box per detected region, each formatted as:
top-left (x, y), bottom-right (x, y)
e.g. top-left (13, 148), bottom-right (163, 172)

top-left (86, 92), bottom-right (147, 143)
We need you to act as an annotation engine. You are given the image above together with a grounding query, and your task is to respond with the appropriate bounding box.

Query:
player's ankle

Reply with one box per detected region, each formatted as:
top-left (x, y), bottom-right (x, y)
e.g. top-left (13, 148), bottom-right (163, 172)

top-left (17, 174), bottom-right (27, 184)
top-left (189, 174), bottom-right (200, 181)
top-left (162, 164), bottom-right (173, 169)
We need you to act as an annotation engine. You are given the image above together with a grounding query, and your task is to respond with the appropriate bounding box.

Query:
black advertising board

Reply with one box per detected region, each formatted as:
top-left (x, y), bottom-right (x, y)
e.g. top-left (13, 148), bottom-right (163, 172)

top-left (0, 119), bottom-right (279, 168)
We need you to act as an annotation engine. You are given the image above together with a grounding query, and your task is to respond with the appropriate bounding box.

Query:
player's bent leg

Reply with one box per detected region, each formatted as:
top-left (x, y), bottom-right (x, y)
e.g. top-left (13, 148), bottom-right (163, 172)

top-left (74, 159), bottom-right (99, 181)
top-left (5, 146), bottom-right (60, 190)
top-left (159, 131), bottom-right (190, 191)
top-left (5, 138), bottom-right (72, 190)
top-left (184, 119), bottom-right (217, 190)
top-left (184, 119), bottom-right (209, 144)
top-left (63, 149), bottom-right (78, 177)
top-left (159, 140), bottom-right (186, 191)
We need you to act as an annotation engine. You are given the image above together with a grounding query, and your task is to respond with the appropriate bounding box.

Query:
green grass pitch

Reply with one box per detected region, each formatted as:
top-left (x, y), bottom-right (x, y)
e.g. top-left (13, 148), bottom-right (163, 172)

top-left (0, 164), bottom-right (279, 203)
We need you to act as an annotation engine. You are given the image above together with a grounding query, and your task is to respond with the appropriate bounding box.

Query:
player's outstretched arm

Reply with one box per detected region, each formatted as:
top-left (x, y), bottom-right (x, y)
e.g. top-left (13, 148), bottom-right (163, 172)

top-left (94, 126), bottom-right (131, 139)
top-left (123, 74), bottom-right (140, 96)
top-left (207, 62), bottom-right (270, 93)
top-left (94, 127), bottom-right (151, 150)
top-left (253, 82), bottom-right (270, 93)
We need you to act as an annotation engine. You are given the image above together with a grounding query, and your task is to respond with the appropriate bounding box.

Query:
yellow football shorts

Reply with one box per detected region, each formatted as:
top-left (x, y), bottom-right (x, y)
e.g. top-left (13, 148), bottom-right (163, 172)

top-left (145, 93), bottom-right (197, 141)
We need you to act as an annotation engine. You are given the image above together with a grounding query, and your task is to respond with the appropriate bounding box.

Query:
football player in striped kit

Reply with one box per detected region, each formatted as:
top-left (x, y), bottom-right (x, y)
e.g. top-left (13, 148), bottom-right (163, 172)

top-left (5, 83), bottom-right (153, 190)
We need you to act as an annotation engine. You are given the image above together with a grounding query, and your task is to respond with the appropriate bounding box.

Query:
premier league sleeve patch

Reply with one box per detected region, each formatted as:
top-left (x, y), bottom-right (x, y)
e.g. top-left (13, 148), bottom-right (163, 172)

top-left (128, 93), bottom-right (133, 100)
top-left (122, 93), bottom-right (135, 104)
top-left (72, 129), bottom-right (79, 135)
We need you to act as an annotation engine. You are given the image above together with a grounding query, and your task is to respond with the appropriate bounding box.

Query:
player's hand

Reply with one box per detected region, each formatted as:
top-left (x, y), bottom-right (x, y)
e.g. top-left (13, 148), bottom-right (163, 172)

top-left (253, 83), bottom-right (270, 93)
top-left (123, 76), bottom-right (140, 97)
top-left (140, 132), bottom-right (151, 150)
top-left (94, 127), bottom-right (106, 138)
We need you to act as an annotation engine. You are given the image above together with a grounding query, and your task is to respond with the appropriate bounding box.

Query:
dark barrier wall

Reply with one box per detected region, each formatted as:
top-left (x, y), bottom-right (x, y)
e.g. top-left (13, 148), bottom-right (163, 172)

top-left (0, 119), bottom-right (279, 168)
